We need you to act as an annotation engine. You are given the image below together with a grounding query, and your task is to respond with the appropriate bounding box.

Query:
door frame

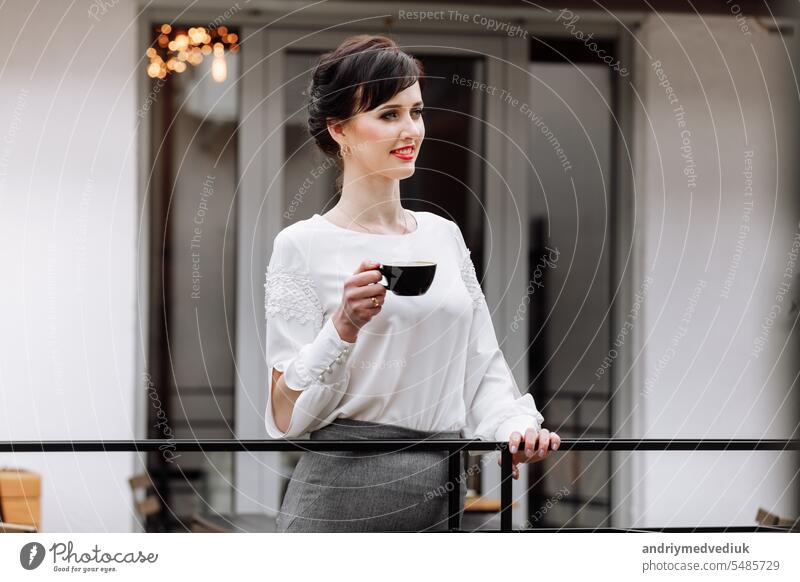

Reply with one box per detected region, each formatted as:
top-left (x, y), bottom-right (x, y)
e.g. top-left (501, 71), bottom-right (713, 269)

top-left (235, 23), bottom-right (641, 528)
top-left (134, 8), bottom-right (640, 527)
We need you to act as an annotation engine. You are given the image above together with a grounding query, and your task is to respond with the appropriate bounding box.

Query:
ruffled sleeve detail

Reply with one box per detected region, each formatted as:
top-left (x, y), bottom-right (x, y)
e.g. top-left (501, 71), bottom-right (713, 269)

top-left (264, 267), bottom-right (324, 332)
top-left (460, 250), bottom-right (486, 309)
top-left (264, 229), bottom-right (356, 439)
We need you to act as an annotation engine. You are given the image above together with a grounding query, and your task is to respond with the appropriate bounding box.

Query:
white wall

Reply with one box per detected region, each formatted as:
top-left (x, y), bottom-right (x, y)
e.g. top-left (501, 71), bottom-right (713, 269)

top-left (0, 0), bottom-right (139, 532)
top-left (631, 13), bottom-right (799, 527)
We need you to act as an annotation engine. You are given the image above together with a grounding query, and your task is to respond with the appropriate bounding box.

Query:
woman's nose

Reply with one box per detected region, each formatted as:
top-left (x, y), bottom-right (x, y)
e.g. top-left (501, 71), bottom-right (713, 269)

top-left (400, 115), bottom-right (422, 139)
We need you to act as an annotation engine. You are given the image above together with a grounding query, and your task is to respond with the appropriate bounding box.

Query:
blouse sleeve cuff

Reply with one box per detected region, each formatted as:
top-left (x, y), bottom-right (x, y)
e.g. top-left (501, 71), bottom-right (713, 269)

top-left (282, 316), bottom-right (356, 392)
top-left (493, 412), bottom-right (545, 443)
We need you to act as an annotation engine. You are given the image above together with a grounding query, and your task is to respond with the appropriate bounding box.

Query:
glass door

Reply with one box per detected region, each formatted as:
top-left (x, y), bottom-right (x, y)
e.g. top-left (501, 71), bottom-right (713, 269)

top-left (145, 21), bottom-right (241, 531)
top-left (525, 38), bottom-right (617, 528)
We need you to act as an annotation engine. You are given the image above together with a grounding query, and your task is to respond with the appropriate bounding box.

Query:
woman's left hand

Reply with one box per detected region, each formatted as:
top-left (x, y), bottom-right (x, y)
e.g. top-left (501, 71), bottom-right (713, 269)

top-left (496, 428), bottom-right (561, 480)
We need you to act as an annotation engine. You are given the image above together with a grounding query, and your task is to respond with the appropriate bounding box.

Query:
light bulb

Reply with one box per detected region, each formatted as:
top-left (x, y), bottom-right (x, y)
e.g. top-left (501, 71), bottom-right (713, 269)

top-left (189, 27), bottom-right (205, 45)
top-left (211, 53), bottom-right (227, 83)
top-left (175, 34), bottom-right (189, 51)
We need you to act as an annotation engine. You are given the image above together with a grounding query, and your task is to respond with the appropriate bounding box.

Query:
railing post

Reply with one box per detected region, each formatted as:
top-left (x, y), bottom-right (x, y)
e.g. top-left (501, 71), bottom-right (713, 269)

top-left (447, 447), bottom-right (461, 531)
top-left (500, 444), bottom-right (513, 532)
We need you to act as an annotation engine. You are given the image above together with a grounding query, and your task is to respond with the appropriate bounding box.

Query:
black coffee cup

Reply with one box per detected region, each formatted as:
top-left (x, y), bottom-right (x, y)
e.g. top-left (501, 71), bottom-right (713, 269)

top-left (378, 261), bottom-right (436, 296)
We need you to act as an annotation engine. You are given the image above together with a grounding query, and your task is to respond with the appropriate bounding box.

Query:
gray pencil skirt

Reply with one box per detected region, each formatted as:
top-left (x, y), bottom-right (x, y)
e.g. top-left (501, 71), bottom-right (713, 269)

top-left (275, 418), bottom-right (467, 532)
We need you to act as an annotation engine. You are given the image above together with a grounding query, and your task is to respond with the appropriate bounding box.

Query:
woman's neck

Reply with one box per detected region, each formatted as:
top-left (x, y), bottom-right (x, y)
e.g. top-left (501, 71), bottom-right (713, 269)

top-left (336, 173), bottom-right (406, 228)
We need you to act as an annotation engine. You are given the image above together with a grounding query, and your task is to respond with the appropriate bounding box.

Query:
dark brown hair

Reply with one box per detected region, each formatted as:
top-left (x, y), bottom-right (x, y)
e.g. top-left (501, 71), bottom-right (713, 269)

top-left (306, 35), bottom-right (425, 186)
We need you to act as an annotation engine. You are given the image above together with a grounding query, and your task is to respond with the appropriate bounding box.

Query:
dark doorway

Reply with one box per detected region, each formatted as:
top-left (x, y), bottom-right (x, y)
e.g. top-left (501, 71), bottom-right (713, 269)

top-left (145, 24), bottom-right (240, 532)
top-left (525, 36), bottom-right (619, 528)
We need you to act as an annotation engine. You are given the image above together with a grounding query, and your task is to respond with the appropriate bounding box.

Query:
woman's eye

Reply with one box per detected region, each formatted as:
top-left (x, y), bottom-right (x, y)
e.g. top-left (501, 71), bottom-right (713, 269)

top-left (382, 109), bottom-right (424, 120)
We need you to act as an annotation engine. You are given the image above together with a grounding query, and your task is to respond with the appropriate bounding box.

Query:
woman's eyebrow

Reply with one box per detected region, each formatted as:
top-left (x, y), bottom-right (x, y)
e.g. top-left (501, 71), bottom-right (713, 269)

top-left (377, 101), bottom-right (424, 110)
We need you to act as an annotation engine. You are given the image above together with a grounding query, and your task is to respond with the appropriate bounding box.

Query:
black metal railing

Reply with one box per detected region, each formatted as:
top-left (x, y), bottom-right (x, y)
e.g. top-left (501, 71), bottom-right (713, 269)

top-left (1, 438), bottom-right (797, 532)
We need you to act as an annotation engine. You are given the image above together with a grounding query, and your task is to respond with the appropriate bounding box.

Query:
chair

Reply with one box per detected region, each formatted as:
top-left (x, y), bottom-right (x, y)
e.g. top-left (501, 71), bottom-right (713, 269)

top-left (0, 521), bottom-right (37, 533)
top-left (128, 473), bottom-right (161, 527)
top-left (755, 507), bottom-right (800, 531)
top-left (0, 468), bottom-right (41, 531)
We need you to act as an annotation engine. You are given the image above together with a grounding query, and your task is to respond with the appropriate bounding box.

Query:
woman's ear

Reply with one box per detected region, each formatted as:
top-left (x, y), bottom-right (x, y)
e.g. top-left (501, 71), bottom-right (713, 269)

top-left (326, 117), bottom-right (347, 151)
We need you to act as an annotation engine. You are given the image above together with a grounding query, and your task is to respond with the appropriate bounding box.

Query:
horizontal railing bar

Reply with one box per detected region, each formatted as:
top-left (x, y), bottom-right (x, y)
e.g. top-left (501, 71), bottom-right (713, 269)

top-left (0, 439), bottom-right (796, 453)
top-left (2, 439), bottom-right (796, 534)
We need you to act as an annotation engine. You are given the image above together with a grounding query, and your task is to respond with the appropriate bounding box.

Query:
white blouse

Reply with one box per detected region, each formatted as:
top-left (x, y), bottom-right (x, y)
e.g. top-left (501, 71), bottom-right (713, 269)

top-left (263, 210), bottom-right (544, 441)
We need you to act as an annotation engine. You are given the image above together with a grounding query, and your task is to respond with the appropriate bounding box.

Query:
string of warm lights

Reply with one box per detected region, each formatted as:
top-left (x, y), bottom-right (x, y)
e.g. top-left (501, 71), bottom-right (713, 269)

top-left (146, 24), bottom-right (239, 82)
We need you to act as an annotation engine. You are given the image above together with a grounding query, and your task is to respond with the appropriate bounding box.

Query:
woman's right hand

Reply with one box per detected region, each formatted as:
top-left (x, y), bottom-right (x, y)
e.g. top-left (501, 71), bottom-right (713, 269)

top-left (333, 260), bottom-right (386, 342)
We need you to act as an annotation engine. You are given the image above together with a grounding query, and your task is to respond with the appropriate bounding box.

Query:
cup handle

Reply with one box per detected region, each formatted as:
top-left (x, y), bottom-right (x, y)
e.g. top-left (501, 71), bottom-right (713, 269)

top-left (376, 266), bottom-right (389, 289)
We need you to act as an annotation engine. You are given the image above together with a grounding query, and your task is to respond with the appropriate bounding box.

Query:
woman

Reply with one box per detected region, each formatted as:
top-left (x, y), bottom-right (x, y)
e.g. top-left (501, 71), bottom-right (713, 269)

top-left (265, 34), bottom-right (560, 532)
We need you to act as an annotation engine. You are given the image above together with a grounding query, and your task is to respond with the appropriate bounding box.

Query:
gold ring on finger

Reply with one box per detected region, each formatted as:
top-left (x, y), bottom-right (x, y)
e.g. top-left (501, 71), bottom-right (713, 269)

top-left (371, 297), bottom-right (380, 308)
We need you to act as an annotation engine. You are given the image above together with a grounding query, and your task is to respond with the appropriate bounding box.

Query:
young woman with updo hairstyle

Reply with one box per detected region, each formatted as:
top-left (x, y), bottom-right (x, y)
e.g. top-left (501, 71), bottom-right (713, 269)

top-left (264, 34), bottom-right (559, 532)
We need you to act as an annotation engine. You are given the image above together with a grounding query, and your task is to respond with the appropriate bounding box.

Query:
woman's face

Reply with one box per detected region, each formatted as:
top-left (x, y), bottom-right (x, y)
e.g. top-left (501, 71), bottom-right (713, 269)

top-left (332, 81), bottom-right (424, 181)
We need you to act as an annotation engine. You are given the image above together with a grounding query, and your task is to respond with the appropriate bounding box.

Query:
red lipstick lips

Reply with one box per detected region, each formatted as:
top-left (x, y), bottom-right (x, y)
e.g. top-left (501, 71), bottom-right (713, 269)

top-left (390, 145), bottom-right (415, 160)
